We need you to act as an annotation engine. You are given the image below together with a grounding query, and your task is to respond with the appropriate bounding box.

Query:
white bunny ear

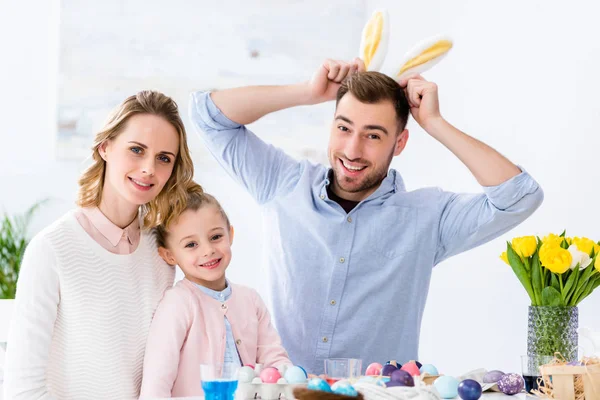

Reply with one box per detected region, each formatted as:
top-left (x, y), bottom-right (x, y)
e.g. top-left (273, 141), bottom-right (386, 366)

top-left (359, 9), bottom-right (390, 72)
top-left (395, 34), bottom-right (453, 79)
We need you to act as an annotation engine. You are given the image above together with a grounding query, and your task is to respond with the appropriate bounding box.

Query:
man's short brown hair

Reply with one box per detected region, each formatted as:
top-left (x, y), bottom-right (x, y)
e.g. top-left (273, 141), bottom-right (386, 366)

top-left (336, 71), bottom-right (410, 132)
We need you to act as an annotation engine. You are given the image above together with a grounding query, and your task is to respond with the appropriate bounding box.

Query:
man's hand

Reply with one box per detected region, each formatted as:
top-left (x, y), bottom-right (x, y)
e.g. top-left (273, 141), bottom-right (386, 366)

top-left (308, 58), bottom-right (365, 104)
top-left (399, 75), bottom-right (443, 131)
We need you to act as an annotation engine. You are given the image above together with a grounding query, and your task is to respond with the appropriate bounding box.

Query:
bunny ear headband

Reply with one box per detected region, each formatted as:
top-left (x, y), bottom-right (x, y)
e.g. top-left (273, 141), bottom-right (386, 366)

top-left (359, 9), bottom-right (453, 80)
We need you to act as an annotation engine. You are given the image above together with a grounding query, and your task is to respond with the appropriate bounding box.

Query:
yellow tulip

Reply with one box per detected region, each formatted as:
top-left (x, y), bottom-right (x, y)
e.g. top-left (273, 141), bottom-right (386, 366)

top-left (539, 244), bottom-right (572, 274)
top-left (595, 255), bottom-right (600, 272)
top-left (542, 233), bottom-right (564, 248)
top-left (512, 236), bottom-right (537, 258)
top-left (500, 251), bottom-right (509, 265)
top-left (572, 237), bottom-right (598, 256)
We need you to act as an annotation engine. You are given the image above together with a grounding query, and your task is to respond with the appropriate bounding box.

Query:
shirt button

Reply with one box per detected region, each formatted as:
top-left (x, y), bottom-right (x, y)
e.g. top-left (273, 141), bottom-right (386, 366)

top-left (236, 339), bottom-right (242, 345)
top-left (322, 337), bottom-right (328, 343)
top-left (339, 257), bottom-right (345, 263)
top-left (221, 304), bottom-right (227, 310)
top-left (347, 216), bottom-right (352, 223)
top-left (320, 194), bottom-right (325, 200)
top-left (330, 300), bottom-right (336, 306)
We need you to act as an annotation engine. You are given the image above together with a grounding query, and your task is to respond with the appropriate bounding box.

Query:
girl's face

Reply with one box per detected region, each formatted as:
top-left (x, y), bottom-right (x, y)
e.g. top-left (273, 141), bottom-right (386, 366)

top-left (100, 113), bottom-right (179, 207)
top-left (159, 205), bottom-right (234, 291)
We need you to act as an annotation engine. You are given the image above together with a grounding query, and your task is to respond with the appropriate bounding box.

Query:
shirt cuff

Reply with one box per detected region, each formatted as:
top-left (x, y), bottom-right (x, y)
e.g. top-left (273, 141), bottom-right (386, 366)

top-left (482, 166), bottom-right (542, 210)
top-left (189, 91), bottom-right (243, 131)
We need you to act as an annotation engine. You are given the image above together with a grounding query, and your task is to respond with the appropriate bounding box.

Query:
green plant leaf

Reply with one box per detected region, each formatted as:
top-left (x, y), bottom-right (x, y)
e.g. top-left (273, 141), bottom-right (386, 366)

top-left (507, 242), bottom-right (535, 303)
top-left (563, 267), bottom-right (579, 305)
top-left (573, 277), bottom-right (598, 305)
top-left (531, 251), bottom-right (542, 305)
top-left (542, 286), bottom-right (563, 306)
top-left (551, 273), bottom-right (561, 292)
top-left (0, 200), bottom-right (45, 299)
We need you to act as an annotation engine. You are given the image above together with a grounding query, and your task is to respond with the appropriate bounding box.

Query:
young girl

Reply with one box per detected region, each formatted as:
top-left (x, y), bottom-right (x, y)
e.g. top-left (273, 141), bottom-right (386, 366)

top-left (4, 91), bottom-right (195, 399)
top-left (140, 184), bottom-right (291, 398)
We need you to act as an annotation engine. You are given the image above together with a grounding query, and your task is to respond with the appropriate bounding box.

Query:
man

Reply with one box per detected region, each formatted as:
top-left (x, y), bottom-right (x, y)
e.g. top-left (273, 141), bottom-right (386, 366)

top-left (189, 58), bottom-right (543, 374)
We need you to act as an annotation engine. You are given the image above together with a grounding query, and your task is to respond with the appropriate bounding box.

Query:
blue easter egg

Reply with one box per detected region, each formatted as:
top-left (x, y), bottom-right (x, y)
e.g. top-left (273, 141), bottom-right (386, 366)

top-left (458, 379), bottom-right (482, 400)
top-left (434, 376), bottom-right (460, 399)
top-left (296, 365), bottom-right (308, 378)
top-left (420, 364), bottom-right (439, 376)
top-left (307, 378), bottom-right (332, 393)
top-left (284, 366), bottom-right (308, 384)
top-left (332, 382), bottom-right (358, 397)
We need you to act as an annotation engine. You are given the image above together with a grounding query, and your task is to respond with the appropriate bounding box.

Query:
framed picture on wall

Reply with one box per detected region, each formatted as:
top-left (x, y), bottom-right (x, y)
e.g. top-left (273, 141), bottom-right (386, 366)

top-left (56, 0), bottom-right (364, 163)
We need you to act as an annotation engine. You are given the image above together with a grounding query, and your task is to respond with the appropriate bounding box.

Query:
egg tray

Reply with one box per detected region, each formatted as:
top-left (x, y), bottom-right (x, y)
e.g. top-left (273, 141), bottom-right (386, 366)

top-left (237, 381), bottom-right (308, 400)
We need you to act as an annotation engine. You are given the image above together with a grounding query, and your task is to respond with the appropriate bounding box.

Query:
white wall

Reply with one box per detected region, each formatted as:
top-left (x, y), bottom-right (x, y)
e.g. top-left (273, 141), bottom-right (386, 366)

top-left (1, 0), bottom-right (599, 378)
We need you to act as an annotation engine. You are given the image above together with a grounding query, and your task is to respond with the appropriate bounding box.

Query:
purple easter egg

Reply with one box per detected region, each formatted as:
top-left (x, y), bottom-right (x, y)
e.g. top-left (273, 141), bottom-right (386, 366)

top-left (381, 364), bottom-right (398, 377)
top-left (497, 373), bottom-right (524, 395)
top-left (483, 370), bottom-right (505, 383)
top-left (385, 381), bottom-right (406, 388)
top-left (458, 379), bottom-right (482, 400)
top-left (390, 370), bottom-right (414, 387)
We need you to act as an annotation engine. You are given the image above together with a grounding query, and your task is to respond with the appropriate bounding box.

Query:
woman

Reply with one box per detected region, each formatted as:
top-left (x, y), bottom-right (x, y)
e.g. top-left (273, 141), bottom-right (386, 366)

top-left (3, 91), bottom-right (194, 399)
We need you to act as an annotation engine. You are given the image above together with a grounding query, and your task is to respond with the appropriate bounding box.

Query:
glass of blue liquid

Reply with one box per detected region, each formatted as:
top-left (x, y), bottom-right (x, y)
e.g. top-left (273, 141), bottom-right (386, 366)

top-left (200, 363), bottom-right (239, 400)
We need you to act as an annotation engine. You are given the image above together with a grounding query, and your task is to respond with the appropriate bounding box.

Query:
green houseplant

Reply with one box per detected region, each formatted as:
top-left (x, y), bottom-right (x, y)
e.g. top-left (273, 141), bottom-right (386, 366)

top-left (0, 203), bottom-right (43, 299)
top-left (1, 202), bottom-right (44, 347)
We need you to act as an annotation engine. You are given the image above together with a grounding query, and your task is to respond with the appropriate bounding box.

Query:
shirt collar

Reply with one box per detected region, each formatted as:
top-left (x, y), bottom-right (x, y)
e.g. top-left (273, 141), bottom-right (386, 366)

top-left (81, 207), bottom-right (140, 247)
top-left (320, 168), bottom-right (405, 200)
top-left (194, 280), bottom-right (232, 302)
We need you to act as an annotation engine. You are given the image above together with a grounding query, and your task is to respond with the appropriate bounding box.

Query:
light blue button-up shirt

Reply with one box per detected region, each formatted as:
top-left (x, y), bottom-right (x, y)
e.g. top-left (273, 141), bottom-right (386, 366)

top-left (194, 282), bottom-right (242, 367)
top-left (189, 91), bottom-right (543, 374)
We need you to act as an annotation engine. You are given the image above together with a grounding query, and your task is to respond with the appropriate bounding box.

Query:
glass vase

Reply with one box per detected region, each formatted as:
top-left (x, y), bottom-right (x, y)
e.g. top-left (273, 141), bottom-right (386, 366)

top-left (527, 306), bottom-right (578, 362)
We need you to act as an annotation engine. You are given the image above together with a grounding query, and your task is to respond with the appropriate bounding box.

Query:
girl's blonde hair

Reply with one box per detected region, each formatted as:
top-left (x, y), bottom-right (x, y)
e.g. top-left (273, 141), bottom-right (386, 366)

top-left (77, 90), bottom-right (195, 229)
top-left (154, 183), bottom-right (230, 249)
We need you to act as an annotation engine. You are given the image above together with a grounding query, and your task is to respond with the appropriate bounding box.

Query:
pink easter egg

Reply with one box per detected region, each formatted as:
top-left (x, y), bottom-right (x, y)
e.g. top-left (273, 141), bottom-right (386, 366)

top-left (401, 362), bottom-right (421, 377)
top-left (260, 367), bottom-right (281, 384)
top-left (366, 362), bottom-right (383, 376)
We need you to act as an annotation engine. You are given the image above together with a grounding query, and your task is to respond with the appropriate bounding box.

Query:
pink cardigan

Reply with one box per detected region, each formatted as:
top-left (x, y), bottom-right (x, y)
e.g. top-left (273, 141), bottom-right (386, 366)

top-left (140, 279), bottom-right (291, 398)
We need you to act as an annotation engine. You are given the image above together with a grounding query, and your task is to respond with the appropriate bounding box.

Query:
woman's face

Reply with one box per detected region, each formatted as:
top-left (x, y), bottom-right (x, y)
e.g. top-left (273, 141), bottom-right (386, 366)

top-left (100, 113), bottom-right (180, 206)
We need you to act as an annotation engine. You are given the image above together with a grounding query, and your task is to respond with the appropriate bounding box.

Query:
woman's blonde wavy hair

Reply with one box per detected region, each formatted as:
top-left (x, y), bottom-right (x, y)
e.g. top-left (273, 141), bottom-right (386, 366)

top-left (77, 90), bottom-right (196, 229)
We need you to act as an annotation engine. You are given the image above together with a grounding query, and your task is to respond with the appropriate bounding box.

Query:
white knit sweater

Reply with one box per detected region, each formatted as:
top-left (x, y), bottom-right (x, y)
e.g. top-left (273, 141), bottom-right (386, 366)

top-left (3, 211), bottom-right (174, 400)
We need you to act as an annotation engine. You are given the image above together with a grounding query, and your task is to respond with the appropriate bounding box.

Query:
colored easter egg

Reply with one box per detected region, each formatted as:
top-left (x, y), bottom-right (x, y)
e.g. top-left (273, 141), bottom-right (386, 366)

top-left (332, 382), bottom-right (358, 397)
top-left (434, 376), bottom-right (460, 399)
top-left (381, 364), bottom-right (398, 376)
top-left (400, 362), bottom-right (420, 376)
top-left (365, 362), bottom-right (383, 376)
top-left (386, 381), bottom-right (406, 388)
top-left (420, 364), bottom-right (439, 376)
top-left (482, 370), bottom-right (505, 383)
top-left (297, 366), bottom-right (308, 378)
top-left (497, 373), bottom-right (524, 395)
top-left (284, 366), bottom-right (308, 384)
top-left (390, 370), bottom-right (414, 387)
top-left (260, 367), bottom-right (281, 384)
top-left (414, 360), bottom-right (423, 369)
top-left (458, 379), bottom-right (482, 400)
top-left (237, 366), bottom-right (256, 383)
top-left (307, 378), bottom-right (332, 392)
